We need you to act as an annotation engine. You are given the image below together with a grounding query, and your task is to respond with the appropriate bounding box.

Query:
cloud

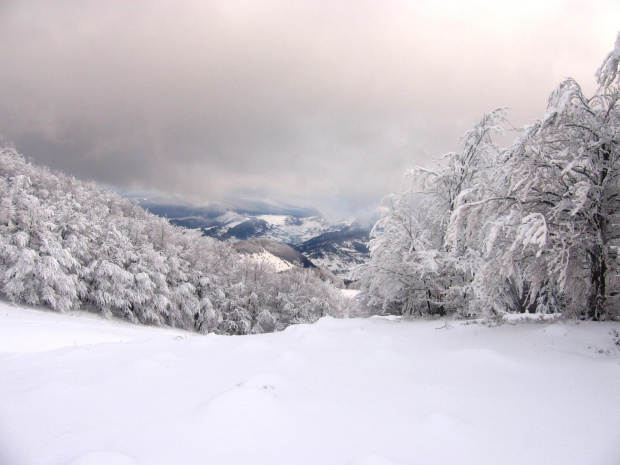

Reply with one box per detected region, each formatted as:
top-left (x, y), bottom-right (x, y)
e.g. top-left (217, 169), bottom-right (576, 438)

top-left (0, 0), bottom-right (618, 218)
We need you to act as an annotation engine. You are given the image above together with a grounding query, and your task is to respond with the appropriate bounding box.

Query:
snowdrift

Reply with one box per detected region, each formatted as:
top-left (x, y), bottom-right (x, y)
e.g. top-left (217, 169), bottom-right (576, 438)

top-left (1, 302), bottom-right (619, 465)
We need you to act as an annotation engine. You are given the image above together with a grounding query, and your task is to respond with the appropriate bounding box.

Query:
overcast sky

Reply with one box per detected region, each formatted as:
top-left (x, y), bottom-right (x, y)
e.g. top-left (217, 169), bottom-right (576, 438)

top-left (0, 1), bottom-right (618, 219)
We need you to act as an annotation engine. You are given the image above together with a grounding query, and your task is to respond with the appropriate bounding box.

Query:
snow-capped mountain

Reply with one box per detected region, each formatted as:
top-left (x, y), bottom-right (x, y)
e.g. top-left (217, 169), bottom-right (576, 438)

top-left (195, 213), bottom-right (341, 245)
top-left (138, 198), bottom-right (338, 244)
top-left (294, 224), bottom-right (370, 278)
top-left (210, 216), bottom-right (370, 277)
top-left (136, 197), bottom-right (371, 277)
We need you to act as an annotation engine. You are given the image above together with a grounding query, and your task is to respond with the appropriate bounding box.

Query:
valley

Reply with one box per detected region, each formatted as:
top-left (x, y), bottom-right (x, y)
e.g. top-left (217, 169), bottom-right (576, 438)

top-left (139, 198), bottom-right (372, 279)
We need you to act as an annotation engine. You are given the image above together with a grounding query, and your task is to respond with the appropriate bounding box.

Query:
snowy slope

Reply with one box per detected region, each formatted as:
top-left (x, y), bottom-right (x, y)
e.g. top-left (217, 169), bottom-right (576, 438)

top-left (1, 301), bottom-right (620, 465)
top-left (259, 215), bottom-right (339, 244)
top-left (233, 238), bottom-right (315, 270)
top-left (248, 251), bottom-right (295, 272)
top-left (295, 224), bottom-right (370, 277)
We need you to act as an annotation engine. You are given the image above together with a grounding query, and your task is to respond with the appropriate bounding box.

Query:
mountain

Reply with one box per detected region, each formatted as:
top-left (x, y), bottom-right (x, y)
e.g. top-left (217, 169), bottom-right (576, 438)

top-left (294, 224), bottom-right (370, 277)
top-left (218, 216), bottom-right (371, 277)
top-left (222, 218), bottom-right (274, 241)
top-left (232, 238), bottom-right (316, 270)
top-left (198, 214), bottom-right (339, 244)
top-left (232, 238), bottom-right (345, 288)
top-left (135, 196), bottom-right (372, 277)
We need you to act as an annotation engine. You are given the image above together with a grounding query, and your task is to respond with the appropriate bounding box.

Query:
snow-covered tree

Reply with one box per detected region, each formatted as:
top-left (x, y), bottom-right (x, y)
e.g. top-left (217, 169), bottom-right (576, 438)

top-left (0, 170), bottom-right (82, 311)
top-left (361, 32), bottom-right (620, 321)
top-left (359, 109), bottom-right (506, 317)
top-left (450, 32), bottom-right (620, 320)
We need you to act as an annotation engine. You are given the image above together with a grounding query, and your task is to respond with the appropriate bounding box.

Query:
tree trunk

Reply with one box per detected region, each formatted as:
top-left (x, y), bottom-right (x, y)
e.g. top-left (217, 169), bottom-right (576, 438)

top-left (585, 143), bottom-right (613, 321)
top-left (586, 244), bottom-right (606, 320)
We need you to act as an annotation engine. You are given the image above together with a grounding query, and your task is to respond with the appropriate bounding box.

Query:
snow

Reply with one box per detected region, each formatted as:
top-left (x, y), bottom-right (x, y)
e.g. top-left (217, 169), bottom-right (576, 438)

top-left (249, 251), bottom-right (295, 272)
top-left (1, 301), bottom-right (620, 465)
top-left (256, 214), bottom-right (289, 226)
top-left (257, 215), bottom-right (334, 244)
top-left (341, 289), bottom-right (360, 298)
top-left (214, 211), bottom-right (249, 231)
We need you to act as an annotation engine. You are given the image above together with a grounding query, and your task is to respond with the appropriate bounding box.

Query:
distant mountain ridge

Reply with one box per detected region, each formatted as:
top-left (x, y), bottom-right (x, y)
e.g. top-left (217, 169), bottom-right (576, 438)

top-left (221, 218), bottom-right (273, 241)
top-left (293, 224), bottom-right (370, 276)
top-left (136, 197), bottom-right (372, 278)
top-left (137, 196), bottom-right (319, 221)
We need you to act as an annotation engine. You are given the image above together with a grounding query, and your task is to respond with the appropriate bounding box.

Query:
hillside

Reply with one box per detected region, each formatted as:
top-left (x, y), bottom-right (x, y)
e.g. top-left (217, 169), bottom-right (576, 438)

top-left (2, 301), bottom-right (619, 465)
top-left (0, 147), bottom-right (353, 335)
top-left (232, 238), bottom-right (316, 270)
top-left (233, 238), bottom-right (346, 288)
top-left (294, 224), bottom-right (370, 276)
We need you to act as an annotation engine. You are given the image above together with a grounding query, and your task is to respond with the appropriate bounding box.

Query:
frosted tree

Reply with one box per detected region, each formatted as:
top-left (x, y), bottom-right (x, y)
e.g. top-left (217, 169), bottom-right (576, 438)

top-left (84, 222), bottom-right (136, 318)
top-left (126, 244), bottom-right (171, 325)
top-left (255, 308), bottom-right (278, 333)
top-left (451, 32), bottom-right (620, 320)
top-left (360, 191), bottom-right (443, 315)
top-left (274, 270), bottom-right (318, 326)
top-left (190, 237), bottom-right (238, 333)
top-left (359, 109), bottom-right (506, 317)
top-left (0, 170), bottom-right (82, 312)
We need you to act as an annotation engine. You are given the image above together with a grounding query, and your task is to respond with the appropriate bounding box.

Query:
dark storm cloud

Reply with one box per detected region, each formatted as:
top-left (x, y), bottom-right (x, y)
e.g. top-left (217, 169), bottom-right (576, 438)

top-left (0, 0), bottom-right (618, 218)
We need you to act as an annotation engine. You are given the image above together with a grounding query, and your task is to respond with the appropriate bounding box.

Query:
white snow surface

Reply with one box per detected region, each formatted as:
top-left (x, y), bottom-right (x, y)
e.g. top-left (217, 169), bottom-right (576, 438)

top-left (249, 251), bottom-right (295, 272)
top-left (341, 289), bottom-right (361, 298)
top-left (1, 301), bottom-right (620, 465)
top-left (256, 214), bottom-right (289, 226)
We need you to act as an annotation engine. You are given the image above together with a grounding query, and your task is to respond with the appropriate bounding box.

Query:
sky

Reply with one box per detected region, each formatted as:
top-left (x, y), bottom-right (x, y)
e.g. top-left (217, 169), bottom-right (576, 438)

top-left (0, 1), bottom-right (618, 220)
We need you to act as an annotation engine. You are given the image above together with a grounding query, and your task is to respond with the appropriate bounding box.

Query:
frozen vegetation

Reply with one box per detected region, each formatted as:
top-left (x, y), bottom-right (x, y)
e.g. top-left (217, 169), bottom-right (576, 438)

top-left (0, 148), bottom-right (355, 335)
top-left (1, 300), bottom-right (619, 465)
top-left (359, 33), bottom-right (620, 322)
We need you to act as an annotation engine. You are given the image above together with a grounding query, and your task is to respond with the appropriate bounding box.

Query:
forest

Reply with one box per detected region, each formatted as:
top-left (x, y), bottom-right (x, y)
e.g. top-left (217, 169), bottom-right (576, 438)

top-left (0, 148), bottom-right (355, 334)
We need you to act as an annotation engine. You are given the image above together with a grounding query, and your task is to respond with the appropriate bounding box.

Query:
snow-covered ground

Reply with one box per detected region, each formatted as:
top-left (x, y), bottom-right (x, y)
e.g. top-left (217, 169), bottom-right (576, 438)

top-left (1, 301), bottom-right (620, 465)
top-left (248, 251), bottom-right (295, 272)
